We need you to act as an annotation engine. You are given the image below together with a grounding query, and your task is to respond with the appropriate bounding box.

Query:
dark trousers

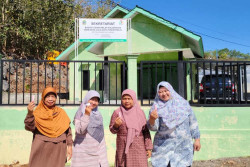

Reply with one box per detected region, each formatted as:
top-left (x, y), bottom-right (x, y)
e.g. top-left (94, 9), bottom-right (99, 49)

top-left (167, 162), bottom-right (191, 167)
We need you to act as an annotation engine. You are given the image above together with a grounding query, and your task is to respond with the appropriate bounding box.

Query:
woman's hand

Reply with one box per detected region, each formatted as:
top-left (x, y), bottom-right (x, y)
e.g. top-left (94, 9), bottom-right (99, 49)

top-left (27, 101), bottom-right (35, 116)
top-left (193, 139), bottom-right (201, 151)
top-left (85, 105), bottom-right (92, 116)
top-left (114, 117), bottom-right (123, 129)
top-left (67, 145), bottom-right (72, 161)
top-left (149, 106), bottom-right (158, 126)
top-left (146, 150), bottom-right (152, 158)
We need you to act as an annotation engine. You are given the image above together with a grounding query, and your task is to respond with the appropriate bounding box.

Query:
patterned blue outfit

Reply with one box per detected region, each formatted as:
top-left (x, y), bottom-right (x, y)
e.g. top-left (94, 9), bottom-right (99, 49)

top-left (147, 81), bottom-right (200, 167)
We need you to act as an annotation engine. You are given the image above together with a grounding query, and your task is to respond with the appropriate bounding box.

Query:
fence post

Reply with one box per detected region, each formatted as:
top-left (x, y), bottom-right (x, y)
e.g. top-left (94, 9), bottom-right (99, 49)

top-left (104, 57), bottom-right (109, 102)
top-left (0, 59), bottom-right (2, 104)
top-left (126, 54), bottom-right (139, 96)
top-left (140, 61), bottom-right (143, 105)
top-left (178, 51), bottom-right (185, 98)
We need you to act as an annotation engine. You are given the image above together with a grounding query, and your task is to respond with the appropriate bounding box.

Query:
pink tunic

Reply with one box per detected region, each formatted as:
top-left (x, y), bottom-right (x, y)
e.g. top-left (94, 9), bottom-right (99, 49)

top-left (109, 110), bottom-right (153, 167)
top-left (71, 114), bottom-right (109, 167)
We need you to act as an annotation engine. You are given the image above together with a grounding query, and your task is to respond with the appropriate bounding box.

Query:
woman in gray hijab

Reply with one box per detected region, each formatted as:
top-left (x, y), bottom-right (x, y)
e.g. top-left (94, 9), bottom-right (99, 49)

top-left (71, 90), bottom-right (109, 167)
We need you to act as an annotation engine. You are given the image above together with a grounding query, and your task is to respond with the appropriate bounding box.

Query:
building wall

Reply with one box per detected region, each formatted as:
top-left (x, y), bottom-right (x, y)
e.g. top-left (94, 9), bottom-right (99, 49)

top-left (68, 44), bottom-right (105, 101)
top-left (0, 106), bottom-right (249, 165)
top-left (103, 14), bottom-right (187, 56)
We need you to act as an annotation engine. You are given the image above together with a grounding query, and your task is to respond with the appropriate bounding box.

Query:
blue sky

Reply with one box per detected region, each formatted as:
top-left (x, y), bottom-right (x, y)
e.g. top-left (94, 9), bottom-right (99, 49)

top-left (119, 0), bottom-right (250, 54)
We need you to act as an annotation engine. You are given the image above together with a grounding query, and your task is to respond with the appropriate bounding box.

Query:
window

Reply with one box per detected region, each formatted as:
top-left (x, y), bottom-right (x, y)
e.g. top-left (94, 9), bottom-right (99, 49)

top-left (99, 69), bottom-right (104, 90)
top-left (82, 70), bottom-right (89, 90)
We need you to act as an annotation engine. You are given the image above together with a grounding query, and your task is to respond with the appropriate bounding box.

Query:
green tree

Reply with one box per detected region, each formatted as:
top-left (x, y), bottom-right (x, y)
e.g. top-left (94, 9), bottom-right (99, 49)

top-left (229, 49), bottom-right (241, 58)
top-left (204, 50), bottom-right (216, 59)
top-left (74, 0), bottom-right (117, 18)
top-left (205, 48), bottom-right (250, 60)
top-left (218, 48), bottom-right (230, 56)
top-left (218, 52), bottom-right (228, 59)
top-left (0, 0), bottom-right (118, 59)
top-left (0, 0), bottom-right (76, 59)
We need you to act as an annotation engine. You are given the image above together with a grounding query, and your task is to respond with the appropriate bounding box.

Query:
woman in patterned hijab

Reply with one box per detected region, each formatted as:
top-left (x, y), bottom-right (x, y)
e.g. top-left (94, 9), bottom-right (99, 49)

top-left (148, 81), bottom-right (201, 167)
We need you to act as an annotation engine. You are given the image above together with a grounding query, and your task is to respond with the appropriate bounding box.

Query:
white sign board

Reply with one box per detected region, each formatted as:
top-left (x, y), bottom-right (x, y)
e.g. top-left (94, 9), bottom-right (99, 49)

top-left (79, 19), bottom-right (127, 42)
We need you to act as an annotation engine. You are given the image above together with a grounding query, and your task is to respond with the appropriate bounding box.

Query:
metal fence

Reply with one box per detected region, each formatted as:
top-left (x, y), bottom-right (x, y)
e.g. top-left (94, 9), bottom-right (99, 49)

top-left (2, 59), bottom-right (250, 107)
top-left (139, 60), bottom-right (250, 107)
top-left (0, 59), bottom-right (126, 106)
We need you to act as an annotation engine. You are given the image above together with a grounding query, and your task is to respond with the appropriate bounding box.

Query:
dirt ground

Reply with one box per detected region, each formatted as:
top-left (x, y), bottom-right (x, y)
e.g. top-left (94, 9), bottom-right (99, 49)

top-left (148, 157), bottom-right (250, 167)
top-left (192, 157), bottom-right (250, 167)
top-left (1, 157), bottom-right (250, 167)
top-left (150, 157), bottom-right (250, 167)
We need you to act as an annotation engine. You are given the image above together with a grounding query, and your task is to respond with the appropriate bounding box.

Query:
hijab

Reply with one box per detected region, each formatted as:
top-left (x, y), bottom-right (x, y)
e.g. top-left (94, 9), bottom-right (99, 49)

top-left (151, 81), bottom-right (190, 129)
top-left (118, 89), bottom-right (146, 154)
top-left (74, 90), bottom-right (104, 143)
top-left (33, 87), bottom-right (71, 138)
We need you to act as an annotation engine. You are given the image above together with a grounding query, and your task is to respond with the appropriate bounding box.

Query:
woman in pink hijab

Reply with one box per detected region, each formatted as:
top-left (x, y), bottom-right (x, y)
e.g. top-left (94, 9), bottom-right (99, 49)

top-left (109, 89), bottom-right (153, 167)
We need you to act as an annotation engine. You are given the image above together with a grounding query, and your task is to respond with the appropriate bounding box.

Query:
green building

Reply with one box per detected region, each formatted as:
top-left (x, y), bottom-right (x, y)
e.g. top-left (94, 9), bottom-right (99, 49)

top-left (56, 5), bottom-right (204, 102)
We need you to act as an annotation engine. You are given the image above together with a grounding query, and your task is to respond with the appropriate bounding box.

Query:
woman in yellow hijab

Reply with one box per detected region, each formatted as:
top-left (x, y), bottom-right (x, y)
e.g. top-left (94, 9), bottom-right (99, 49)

top-left (24, 87), bottom-right (72, 167)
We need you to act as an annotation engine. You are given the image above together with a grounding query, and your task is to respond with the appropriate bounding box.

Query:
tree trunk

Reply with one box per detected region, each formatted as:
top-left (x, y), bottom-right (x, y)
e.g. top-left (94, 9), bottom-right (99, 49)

top-left (1, 0), bottom-right (8, 51)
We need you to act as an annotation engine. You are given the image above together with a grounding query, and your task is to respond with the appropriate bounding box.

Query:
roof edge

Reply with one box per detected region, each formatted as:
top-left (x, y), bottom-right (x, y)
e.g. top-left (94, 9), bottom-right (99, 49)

top-left (104, 5), bottom-right (130, 18)
top-left (56, 42), bottom-right (76, 60)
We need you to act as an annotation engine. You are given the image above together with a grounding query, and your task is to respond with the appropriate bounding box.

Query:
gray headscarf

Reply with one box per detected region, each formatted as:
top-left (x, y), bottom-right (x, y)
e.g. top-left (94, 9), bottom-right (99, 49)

top-left (74, 90), bottom-right (104, 143)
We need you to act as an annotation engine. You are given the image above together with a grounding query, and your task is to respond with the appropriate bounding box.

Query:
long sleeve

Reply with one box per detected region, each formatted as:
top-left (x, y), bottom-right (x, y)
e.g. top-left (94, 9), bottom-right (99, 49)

top-left (109, 110), bottom-right (120, 134)
top-left (66, 127), bottom-right (73, 146)
top-left (74, 114), bottom-right (90, 135)
top-left (142, 124), bottom-right (153, 150)
top-left (24, 114), bottom-right (36, 132)
top-left (189, 108), bottom-right (200, 139)
top-left (147, 117), bottom-right (159, 131)
top-left (147, 106), bottom-right (159, 131)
